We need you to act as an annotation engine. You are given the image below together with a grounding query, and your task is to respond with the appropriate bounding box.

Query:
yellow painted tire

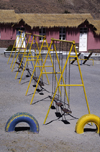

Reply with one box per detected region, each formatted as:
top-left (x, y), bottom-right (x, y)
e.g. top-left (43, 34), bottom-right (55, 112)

top-left (75, 114), bottom-right (100, 134)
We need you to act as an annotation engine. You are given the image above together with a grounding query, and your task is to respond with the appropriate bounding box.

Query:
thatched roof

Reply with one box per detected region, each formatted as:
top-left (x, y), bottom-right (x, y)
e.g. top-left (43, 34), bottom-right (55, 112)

top-left (15, 13), bottom-right (100, 34)
top-left (16, 13), bottom-right (93, 28)
top-left (0, 10), bottom-right (100, 34)
top-left (89, 20), bottom-right (100, 34)
top-left (0, 10), bottom-right (17, 23)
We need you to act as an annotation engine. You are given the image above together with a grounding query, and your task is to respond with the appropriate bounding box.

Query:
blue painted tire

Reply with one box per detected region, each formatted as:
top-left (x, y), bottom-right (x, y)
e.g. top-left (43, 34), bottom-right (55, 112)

top-left (5, 112), bottom-right (39, 133)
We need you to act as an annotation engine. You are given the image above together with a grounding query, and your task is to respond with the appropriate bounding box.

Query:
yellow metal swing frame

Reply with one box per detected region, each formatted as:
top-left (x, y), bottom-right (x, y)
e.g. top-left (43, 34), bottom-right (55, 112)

top-left (43, 38), bottom-right (91, 124)
top-left (18, 34), bottom-right (50, 85)
top-left (26, 38), bottom-right (69, 105)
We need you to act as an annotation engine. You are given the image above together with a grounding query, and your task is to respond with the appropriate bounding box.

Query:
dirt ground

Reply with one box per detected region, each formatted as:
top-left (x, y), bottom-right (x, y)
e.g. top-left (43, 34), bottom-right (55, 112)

top-left (0, 52), bottom-right (100, 152)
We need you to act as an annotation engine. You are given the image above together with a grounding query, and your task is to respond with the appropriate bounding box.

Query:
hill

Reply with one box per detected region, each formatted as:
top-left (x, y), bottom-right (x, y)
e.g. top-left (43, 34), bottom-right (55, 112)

top-left (0, 0), bottom-right (100, 19)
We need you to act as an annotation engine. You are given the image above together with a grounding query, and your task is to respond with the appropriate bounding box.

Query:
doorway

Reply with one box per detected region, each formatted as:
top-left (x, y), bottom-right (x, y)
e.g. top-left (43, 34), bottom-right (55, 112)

top-left (79, 27), bottom-right (88, 52)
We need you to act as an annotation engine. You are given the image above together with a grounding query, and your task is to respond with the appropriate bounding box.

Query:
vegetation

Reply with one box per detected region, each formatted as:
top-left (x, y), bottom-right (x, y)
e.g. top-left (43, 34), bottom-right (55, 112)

top-left (6, 45), bottom-right (16, 51)
top-left (64, 10), bottom-right (70, 14)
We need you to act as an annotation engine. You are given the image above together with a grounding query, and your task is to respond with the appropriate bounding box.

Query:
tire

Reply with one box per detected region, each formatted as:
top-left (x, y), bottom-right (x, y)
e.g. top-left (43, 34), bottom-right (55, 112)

top-left (5, 112), bottom-right (39, 133)
top-left (75, 114), bottom-right (100, 134)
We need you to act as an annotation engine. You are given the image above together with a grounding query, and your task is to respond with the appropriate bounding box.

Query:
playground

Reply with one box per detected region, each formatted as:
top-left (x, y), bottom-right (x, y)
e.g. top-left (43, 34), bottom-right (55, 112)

top-left (0, 45), bottom-right (100, 151)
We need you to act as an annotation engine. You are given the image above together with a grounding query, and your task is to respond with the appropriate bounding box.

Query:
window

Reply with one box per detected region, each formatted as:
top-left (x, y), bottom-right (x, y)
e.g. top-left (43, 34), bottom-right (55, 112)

top-left (39, 27), bottom-right (46, 40)
top-left (59, 27), bottom-right (66, 40)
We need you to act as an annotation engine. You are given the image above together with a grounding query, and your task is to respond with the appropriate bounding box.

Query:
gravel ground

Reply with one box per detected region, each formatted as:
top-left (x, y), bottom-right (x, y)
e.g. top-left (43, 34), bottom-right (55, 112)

top-left (0, 52), bottom-right (100, 152)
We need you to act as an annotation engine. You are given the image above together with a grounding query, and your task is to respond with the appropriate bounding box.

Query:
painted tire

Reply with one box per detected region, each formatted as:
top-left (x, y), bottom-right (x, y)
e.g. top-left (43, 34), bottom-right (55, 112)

top-left (75, 114), bottom-right (100, 134)
top-left (5, 112), bottom-right (39, 133)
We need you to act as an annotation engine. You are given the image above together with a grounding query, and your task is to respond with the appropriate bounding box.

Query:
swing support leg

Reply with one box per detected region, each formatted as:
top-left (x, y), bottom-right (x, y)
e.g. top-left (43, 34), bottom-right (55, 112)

top-left (73, 44), bottom-right (90, 115)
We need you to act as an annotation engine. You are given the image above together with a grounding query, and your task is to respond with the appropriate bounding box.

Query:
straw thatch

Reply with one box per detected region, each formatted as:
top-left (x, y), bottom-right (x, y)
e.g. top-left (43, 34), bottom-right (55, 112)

top-left (0, 10), bottom-right (17, 23)
top-left (89, 20), bottom-right (100, 34)
top-left (0, 10), bottom-right (100, 34)
top-left (15, 13), bottom-right (100, 34)
top-left (16, 13), bottom-right (93, 28)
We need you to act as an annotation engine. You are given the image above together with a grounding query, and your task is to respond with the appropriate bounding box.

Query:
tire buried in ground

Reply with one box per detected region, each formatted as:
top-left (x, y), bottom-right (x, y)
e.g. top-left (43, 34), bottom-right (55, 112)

top-left (5, 112), bottom-right (39, 133)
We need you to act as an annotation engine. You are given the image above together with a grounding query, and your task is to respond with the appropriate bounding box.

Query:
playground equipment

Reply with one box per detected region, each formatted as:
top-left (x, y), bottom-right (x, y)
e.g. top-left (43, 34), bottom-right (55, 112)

top-left (7, 30), bottom-right (23, 64)
top-left (75, 114), bottom-right (100, 134)
top-left (8, 30), bottom-right (26, 69)
top-left (43, 38), bottom-right (91, 124)
top-left (70, 52), bottom-right (94, 65)
top-left (15, 34), bottom-right (35, 80)
top-left (5, 112), bottom-right (39, 133)
top-left (17, 34), bottom-right (50, 87)
top-left (25, 37), bottom-right (69, 104)
top-left (11, 32), bottom-right (32, 72)
top-left (70, 52), bottom-right (81, 64)
top-left (83, 52), bottom-right (93, 65)
top-left (6, 33), bottom-right (99, 134)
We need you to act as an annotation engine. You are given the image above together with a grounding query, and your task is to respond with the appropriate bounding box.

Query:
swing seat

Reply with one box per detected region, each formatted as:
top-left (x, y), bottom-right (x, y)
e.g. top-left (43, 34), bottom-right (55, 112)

top-left (48, 96), bottom-right (63, 107)
top-left (55, 102), bottom-right (63, 107)
top-left (26, 68), bottom-right (30, 71)
top-left (48, 96), bottom-right (58, 102)
top-left (38, 81), bottom-right (44, 86)
top-left (16, 61), bottom-right (20, 65)
top-left (26, 68), bottom-right (31, 76)
top-left (33, 76), bottom-right (44, 86)
top-left (61, 107), bottom-right (72, 114)
top-left (54, 98), bottom-right (63, 107)
top-left (16, 62), bottom-right (23, 70)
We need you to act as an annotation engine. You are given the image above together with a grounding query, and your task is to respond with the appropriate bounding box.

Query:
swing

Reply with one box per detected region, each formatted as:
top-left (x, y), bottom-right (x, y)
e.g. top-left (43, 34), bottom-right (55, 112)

top-left (15, 61), bottom-right (23, 71)
top-left (43, 39), bottom-right (74, 124)
top-left (32, 37), bottom-right (44, 95)
top-left (33, 76), bottom-right (44, 86)
top-left (11, 30), bottom-right (27, 71)
top-left (18, 34), bottom-right (46, 90)
top-left (55, 41), bottom-right (63, 116)
top-left (26, 68), bottom-right (31, 77)
top-left (15, 32), bottom-right (33, 78)
top-left (49, 41), bottom-right (64, 115)
top-left (25, 34), bottom-right (50, 97)
top-left (56, 41), bottom-right (72, 116)
top-left (61, 42), bottom-right (72, 116)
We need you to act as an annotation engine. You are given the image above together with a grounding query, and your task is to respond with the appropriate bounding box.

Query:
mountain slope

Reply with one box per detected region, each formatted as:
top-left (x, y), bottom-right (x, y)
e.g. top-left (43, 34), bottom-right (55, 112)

top-left (0, 0), bottom-right (100, 18)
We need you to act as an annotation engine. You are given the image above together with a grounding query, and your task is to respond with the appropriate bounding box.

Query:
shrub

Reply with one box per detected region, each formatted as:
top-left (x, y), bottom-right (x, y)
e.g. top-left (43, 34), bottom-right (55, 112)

top-left (64, 10), bottom-right (70, 14)
top-left (6, 45), bottom-right (16, 51)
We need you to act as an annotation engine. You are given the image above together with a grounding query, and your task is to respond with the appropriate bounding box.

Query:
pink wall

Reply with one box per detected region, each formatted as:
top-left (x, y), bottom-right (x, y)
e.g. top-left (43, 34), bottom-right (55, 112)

top-left (46, 27), bottom-right (80, 44)
top-left (0, 25), bottom-right (16, 40)
top-left (1, 21), bottom-right (100, 52)
top-left (46, 27), bottom-right (59, 43)
top-left (88, 29), bottom-right (100, 50)
top-left (66, 27), bottom-right (79, 43)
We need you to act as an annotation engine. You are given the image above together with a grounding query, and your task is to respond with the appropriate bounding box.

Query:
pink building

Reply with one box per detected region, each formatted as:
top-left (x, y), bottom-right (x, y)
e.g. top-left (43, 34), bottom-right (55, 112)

top-left (0, 10), bottom-right (100, 52)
